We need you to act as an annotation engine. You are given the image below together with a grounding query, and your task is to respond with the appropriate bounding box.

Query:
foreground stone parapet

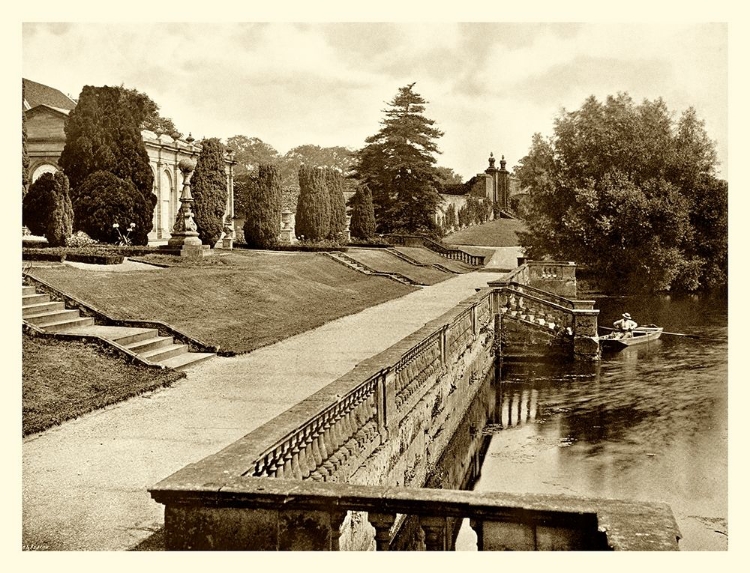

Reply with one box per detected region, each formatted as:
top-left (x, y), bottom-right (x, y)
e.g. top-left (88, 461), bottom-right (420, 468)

top-left (150, 477), bottom-right (681, 551)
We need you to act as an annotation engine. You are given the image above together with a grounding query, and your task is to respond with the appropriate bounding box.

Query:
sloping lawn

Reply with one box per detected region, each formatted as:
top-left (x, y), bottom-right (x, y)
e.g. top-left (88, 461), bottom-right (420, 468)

top-left (27, 250), bottom-right (414, 354)
top-left (23, 335), bottom-right (184, 436)
top-left (345, 248), bottom-right (451, 285)
top-left (393, 247), bottom-right (474, 273)
top-left (444, 218), bottom-right (527, 247)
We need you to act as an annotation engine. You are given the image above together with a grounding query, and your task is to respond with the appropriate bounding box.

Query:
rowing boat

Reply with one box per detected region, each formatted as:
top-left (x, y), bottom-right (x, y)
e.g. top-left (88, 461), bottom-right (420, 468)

top-left (599, 326), bottom-right (663, 351)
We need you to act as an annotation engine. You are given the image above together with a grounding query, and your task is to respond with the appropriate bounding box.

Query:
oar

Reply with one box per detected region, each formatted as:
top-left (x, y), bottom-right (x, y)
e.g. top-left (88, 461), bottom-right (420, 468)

top-left (599, 326), bottom-right (701, 339)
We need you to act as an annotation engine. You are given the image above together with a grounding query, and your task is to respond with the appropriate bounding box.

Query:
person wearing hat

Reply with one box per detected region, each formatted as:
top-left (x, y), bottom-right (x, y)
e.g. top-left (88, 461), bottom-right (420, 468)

top-left (613, 313), bottom-right (638, 338)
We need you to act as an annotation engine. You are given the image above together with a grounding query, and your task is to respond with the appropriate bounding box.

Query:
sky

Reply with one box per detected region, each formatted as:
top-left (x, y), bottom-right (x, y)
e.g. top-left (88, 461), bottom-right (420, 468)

top-left (21, 20), bottom-right (729, 181)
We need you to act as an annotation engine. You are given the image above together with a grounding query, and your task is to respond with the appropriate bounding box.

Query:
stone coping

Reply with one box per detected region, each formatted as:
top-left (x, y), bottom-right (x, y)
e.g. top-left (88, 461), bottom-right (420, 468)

top-left (149, 476), bottom-right (681, 551)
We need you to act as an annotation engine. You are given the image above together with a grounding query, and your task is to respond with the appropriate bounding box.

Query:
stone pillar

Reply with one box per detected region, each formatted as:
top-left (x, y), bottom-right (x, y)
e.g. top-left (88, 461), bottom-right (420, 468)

top-left (573, 311), bottom-right (600, 361)
top-left (345, 214), bottom-right (352, 243)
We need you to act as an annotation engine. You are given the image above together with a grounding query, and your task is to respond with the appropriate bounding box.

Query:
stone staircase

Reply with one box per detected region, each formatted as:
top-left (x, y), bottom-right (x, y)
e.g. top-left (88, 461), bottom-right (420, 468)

top-left (22, 284), bottom-right (215, 370)
top-left (324, 252), bottom-right (421, 286)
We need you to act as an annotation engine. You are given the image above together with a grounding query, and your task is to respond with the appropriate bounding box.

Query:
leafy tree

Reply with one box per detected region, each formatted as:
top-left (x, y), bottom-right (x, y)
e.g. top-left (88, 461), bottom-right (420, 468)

top-left (120, 86), bottom-right (182, 138)
top-left (351, 83), bottom-right (444, 234)
top-left (59, 85), bottom-right (154, 198)
top-left (191, 137), bottom-right (228, 246)
top-left (225, 135), bottom-right (281, 177)
top-left (74, 171), bottom-right (153, 245)
top-left (516, 93), bottom-right (726, 293)
top-left (325, 168), bottom-right (348, 241)
top-left (243, 164), bottom-right (282, 248)
top-left (22, 81), bottom-right (29, 195)
top-left (349, 184), bottom-right (376, 240)
top-left (22, 172), bottom-right (74, 246)
top-left (435, 166), bottom-right (464, 188)
top-left (296, 165), bottom-right (330, 241)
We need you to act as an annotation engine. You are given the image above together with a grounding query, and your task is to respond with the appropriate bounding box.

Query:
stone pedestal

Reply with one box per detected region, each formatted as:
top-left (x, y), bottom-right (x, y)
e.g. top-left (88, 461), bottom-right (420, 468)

top-left (279, 209), bottom-right (294, 245)
top-left (166, 158), bottom-right (211, 258)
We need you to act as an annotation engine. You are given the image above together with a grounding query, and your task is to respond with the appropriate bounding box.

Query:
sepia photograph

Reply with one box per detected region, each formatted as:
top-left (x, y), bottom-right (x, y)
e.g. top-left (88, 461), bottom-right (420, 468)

top-left (13, 3), bottom-right (738, 558)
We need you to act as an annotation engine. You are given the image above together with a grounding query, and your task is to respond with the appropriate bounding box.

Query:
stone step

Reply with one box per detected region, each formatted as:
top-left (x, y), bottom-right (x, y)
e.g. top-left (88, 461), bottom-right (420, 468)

top-left (23, 293), bottom-right (50, 306)
top-left (23, 301), bottom-right (66, 316)
top-left (22, 285), bottom-right (37, 296)
top-left (124, 335), bottom-right (174, 353)
top-left (110, 328), bottom-right (161, 346)
top-left (140, 343), bottom-right (188, 362)
top-left (40, 316), bottom-right (96, 333)
top-left (25, 309), bottom-right (82, 327)
top-left (158, 351), bottom-right (215, 371)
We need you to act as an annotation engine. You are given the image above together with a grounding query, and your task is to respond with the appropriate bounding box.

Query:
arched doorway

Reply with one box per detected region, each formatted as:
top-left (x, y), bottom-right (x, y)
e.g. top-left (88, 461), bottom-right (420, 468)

top-left (30, 163), bottom-right (58, 183)
top-left (161, 168), bottom-right (174, 238)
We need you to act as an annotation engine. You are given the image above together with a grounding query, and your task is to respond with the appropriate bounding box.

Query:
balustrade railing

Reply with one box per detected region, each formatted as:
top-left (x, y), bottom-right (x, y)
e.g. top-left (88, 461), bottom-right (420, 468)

top-left (394, 329), bottom-right (443, 412)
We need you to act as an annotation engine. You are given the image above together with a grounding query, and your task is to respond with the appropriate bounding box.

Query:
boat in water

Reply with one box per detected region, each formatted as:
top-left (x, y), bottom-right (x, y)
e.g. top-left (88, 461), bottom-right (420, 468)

top-left (599, 325), bottom-right (664, 351)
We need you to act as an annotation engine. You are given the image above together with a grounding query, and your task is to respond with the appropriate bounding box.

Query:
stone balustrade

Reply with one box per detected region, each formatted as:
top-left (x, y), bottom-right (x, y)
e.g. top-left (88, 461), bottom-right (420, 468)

top-left (385, 234), bottom-right (486, 266)
top-left (150, 477), bottom-right (681, 551)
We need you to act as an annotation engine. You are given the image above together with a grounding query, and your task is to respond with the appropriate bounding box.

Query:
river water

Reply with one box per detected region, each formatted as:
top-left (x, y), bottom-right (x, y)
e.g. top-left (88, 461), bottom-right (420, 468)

top-left (458, 293), bottom-right (728, 551)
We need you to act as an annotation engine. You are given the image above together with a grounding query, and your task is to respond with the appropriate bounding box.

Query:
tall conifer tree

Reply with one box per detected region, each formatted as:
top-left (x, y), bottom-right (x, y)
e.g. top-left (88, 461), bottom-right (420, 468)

top-left (191, 137), bottom-right (228, 246)
top-left (243, 164), bottom-right (283, 248)
top-left (295, 165), bottom-right (330, 241)
top-left (351, 83), bottom-right (443, 233)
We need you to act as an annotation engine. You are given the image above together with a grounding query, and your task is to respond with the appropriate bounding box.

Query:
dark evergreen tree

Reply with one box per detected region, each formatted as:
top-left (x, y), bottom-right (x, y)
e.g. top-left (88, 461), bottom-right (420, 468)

top-left (295, 165), bottom-right (330, 241)
top-left (243, 164), bottom-right (283, 248)
top-left (22, 172), bottom-right (73, 246)
top-left (349, 184), bottom-right (377, 240)
top-left (60, 85), bottom-right (154, 198)
top-left (325, 168), bottom-right (348, 241)
top-left (191, 137), bottom-right (228, 246)
top-left (73, 171), bottom-right (152, 245)
top-left (350, 83), bottom-right (443, 233)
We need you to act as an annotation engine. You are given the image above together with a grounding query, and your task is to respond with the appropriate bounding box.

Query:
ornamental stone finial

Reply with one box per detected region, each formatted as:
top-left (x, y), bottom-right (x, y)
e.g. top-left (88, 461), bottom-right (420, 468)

top-left (186, 132), bottom-right (195, 144)
top-left (500, 155), bottom-right (507, 170)
top-left (488, 152), bottom-right (496, 169)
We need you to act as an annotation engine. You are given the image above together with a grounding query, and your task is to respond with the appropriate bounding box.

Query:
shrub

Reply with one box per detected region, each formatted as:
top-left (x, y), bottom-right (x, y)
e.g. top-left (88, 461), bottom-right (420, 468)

top-left (191, 137), bottom-right (228, 246)
top-left (243, 164), bottom-right (282, 248)
top-left (22, 172), bottom-right (74, 247)
top-left (295, 165), bottom-right (330, 241)
top-left (66, 231), bottom-right (99, 248)
top-left (73, 170), bottom-right (155, 245)
top-left (326, 169), bottom-right (347, 240)
top-left (349, 184), bottom-right (377, 240)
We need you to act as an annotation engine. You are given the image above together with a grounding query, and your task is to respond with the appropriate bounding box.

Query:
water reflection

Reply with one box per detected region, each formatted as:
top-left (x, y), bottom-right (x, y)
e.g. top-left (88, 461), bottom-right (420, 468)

top-left (471, 293), bottom-right (728, 551)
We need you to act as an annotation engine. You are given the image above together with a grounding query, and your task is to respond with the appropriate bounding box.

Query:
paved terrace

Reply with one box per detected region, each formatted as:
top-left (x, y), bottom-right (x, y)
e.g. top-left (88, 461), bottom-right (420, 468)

top-left (22, 268), bottom-right (506, 551)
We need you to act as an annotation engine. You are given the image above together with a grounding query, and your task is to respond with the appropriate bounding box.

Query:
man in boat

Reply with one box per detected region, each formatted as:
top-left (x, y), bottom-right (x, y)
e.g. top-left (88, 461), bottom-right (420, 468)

top-left (613, 313), bottom-right (638, 338)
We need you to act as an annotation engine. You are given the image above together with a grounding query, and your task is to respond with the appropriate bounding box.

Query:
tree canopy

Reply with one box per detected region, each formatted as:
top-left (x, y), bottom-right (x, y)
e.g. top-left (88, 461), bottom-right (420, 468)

top-left (515, 93), bottom-right (727, 293)
top-left (243, 164), bottom-right (282, 248)
top-left (350, 83), bottom-right (444, 234)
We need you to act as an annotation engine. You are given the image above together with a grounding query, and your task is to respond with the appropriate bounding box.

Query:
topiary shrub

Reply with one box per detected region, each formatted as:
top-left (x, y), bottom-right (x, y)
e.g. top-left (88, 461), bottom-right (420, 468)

top-left (295, 165), bottom-right (330, 241)
top-left (349, 184), bottom-right (377, 240)
top-left (22, 171), bottom-right (74, 247)
top-left (191, 137), bottom-right (228, 246)
top-left (325, 168), bottom-right (347, 241)
top-left (73, 170), bottom-right (155, 245)
top-left (243, 164), bottom-right (283, 248)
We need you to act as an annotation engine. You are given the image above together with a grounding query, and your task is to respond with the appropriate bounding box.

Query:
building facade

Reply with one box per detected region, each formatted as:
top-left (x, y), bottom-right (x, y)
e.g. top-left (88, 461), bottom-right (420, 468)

top-left (23, 79), bottom-right (235, 243)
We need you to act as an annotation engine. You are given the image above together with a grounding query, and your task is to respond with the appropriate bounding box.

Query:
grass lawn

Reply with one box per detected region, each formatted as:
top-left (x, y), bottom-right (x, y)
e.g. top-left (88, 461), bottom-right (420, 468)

top-left (393, 247), bottom-right (474, 273)
top-left (22, 335), bottom-right (184, 436)
top-left (345, 248), bottom-right (451, 285)
top-left (27, 250), bottom-right (414, 354)
top-left (444, 218), bottom-right (527, 247)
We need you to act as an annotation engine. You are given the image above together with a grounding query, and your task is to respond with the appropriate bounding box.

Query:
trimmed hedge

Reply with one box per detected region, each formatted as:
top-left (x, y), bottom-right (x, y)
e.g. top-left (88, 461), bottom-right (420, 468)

top-left (233, 243), bottom-right (348, 253)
